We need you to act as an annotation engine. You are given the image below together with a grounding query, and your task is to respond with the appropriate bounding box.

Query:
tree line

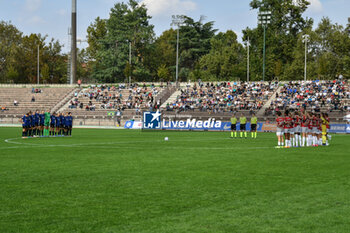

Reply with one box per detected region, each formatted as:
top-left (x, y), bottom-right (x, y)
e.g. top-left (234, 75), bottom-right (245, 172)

top-left (0, 21), bottom-right (67, 84)
top-left (1, 0), bottom-right (349, 84)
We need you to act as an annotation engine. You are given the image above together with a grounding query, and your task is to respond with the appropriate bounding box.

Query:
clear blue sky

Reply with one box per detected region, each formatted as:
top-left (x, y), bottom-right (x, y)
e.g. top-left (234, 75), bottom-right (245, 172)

top-left (0, 0), bottom-right (349, 53)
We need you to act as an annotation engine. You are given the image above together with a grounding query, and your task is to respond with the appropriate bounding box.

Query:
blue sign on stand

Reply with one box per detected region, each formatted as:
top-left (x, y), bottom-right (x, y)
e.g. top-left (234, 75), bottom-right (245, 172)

top-left (329, 124), bottom-right (347, 134)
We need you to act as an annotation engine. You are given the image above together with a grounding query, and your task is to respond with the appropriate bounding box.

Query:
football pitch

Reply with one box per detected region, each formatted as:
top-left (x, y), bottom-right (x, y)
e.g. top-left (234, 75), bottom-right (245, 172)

top-left (1, 127), bottom-right (350, 233)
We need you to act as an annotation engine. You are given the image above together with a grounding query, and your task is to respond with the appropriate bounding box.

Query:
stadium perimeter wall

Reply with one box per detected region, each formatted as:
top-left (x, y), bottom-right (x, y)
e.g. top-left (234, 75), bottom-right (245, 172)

top-left (124, 120), bottom-right (350, 134)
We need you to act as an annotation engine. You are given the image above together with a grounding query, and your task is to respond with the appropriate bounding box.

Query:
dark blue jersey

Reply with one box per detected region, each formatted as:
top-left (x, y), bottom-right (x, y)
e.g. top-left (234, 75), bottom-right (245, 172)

top-left (30, 115), bottom-right (35, 127)
top-left (60, 115), bottom-right (64, 125)
top-left (39, 114), bottom-right (45, 124)
top-left (61, 116), bottom-right (66, 126)
top-left (55, 116), bottom-right (61, 126)
top-left (34, 113), bottom-right (40, 124)
top-left (22, 115), bottom-right (26, 126)
top-left (50, 115), bottom-right (56, 125)
top-left (67, 116), bottom-right (73, 126)
top-left (65, 116), bottom-right (70, 126)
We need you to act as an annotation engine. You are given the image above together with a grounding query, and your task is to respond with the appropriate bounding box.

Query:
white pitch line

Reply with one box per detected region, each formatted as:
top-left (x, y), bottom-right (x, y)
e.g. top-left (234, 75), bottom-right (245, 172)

top-left (2, 136), bottom-right (248, 147)
top-left (4, 138), bottom-right (30, 145)
top-left (1, 144), bottom-right (272, 150)
top-left (3, 137), bottom-right (273, 150)
top-left (2, 134), bottom-right (280, 150)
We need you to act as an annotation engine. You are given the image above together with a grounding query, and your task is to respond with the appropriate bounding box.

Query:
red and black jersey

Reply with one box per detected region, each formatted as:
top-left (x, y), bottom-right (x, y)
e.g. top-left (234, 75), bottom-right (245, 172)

top-left (294, 115), bottom-right (301, 127)
top-left (307, 117), bottom-right (313, 129)
top-left (276, 117), bottom-right (285, 128)
top-left (284, 117), bottom-right (293, 129)
top-left (301, 115), bottom-right (307, 127)
top-left (311, 116), bottom-right (318, 128)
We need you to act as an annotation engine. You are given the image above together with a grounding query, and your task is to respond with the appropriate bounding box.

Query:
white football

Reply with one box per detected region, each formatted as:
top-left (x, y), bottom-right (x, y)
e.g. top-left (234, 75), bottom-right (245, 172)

top-left (164, 137), bottom-right (169, 141)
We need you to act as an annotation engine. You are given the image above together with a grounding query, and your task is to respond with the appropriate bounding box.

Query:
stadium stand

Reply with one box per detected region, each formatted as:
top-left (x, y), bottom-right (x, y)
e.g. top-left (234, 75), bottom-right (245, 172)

top-left (165, 82), bottom-right (278, 116)
top-left (55, 84), bottom-right (176, 124)
top-left (264, 79), bottom-right (349, 117)
top-left (0, 81), bottom-right (348, 126)
top-left (0, 87), bottom-right (76, 115)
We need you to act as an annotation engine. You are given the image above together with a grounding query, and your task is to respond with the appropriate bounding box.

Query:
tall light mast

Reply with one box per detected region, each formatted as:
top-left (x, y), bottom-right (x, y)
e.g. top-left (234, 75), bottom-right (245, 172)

top-left (71, 0), bottom-right (77, 84)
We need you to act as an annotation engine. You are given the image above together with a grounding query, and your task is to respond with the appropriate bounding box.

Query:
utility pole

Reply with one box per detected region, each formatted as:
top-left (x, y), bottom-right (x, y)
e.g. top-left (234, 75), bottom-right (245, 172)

top-left (258, 10), bottom-right (271, 82)
top-left (67, 28), bottom-right (72, 84)
top-left (302, 34), bottom-right (310, 82)
top-left (247, 37), bottom-right (250, 82)
top-left (171, 15), bottom-right (185, 88)
top-left (263, 25), bottom-right (266, 82)
top-left (37, 45), bottom-right (40, 85)
top-left (129, 41), bottom-right (131, 85)
top-left (71, 0), bottom-right (77, 85)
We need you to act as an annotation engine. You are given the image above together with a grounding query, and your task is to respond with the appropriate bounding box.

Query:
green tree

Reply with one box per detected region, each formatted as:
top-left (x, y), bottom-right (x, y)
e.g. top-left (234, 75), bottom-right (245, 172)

top-left (243, 0), bottom-right (312, 80)
top-left (6, 65), bottom-right (19, 82)
top-left (0, 21), bottom-right (22, 83)
top-left (150, 29), bottom-right (177, 80)
top-left (86, 17), bottom-right (107, 59)
top-left (178, 16), bottom-right (217, 81)
top-left (199, 30), bottom-right (245, 81)
top-left (89, 0), bottom-right (155, 83)
top-left (41, 63), bottom-right (50, 83)
top-left (157, 64), bottom-right (170, 81)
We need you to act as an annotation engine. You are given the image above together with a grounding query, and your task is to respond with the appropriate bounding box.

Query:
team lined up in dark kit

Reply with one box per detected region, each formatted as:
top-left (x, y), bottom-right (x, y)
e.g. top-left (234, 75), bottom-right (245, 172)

top-left (20, 111), bottom-right (73, 138)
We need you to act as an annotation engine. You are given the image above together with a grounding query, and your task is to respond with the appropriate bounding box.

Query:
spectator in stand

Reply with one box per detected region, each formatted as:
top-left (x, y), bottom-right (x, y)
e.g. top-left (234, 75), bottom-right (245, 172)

top-left (265, 79), bottom-right (348, 116)
top-left (168, 81), bottom-right (277, 113)
top-left (13, 100), bottom-right (18, 106)
top-left (31, 96), bottom-right (36, 102)
top-left (76, 83), bottom-right (159, 111)
top-left (1, 106), bottom-right (9, 112)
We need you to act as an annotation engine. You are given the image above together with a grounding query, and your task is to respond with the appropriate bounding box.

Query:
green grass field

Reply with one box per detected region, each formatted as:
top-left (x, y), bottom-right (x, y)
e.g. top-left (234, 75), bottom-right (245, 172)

top-left (1, 127), bottom-right (350, 233)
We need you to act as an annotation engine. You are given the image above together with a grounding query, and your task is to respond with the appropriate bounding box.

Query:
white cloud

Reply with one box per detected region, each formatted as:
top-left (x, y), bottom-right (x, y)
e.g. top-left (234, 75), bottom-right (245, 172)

top-left (28, 15), bottom-right (44, 24)
top-left (292, 0), bottom-right (323, 13)
top-left (308, 0), bottom-right (323, 13)
top-left (25, 0), bottom-right (42, 12)
top-left (140, 0), bottom-right (197, 17)
top-left (57, 9), bottom-right (67, 16)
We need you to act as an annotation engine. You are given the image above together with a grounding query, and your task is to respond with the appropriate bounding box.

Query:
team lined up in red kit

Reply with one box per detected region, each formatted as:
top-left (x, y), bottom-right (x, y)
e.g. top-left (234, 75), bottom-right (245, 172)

top-left (275, 110), bottom-right (330, 148)
top-left (277, 114), bottom-right (326, 129)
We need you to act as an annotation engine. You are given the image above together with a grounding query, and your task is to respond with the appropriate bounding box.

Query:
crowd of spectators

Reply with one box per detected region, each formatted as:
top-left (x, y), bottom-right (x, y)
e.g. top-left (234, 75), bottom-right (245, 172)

top-left (265, 79), bottom-right (349, 116)
top-left (69, 83), bottom-right (161, 112)
top-left (167, 81), bottom-right (278, 114)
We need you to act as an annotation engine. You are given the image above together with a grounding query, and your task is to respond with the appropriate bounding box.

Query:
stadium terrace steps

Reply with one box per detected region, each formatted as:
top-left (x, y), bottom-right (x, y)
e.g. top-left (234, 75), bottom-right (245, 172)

top-left (59, 86), bottom-right (170, 115)
top-left (0, 88), bottom-right (75, 114)
top-left (54, 88), bottom-right (81, 113)
top-left (161, 90), bottom-right (182, 108)
top-left (0, 83), bottom-right (348, 125)
top-left (257, 85), bottom-right (283, 117)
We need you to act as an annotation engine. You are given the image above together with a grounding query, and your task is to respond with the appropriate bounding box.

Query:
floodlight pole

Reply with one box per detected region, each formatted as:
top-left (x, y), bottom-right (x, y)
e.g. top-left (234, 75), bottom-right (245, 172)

top-left (71, 0), bottom-right (77, 85)
top-left (129, 41), bottom-right (131, 85)
top-left (258, 10), bottom-right (271, 82)
top-left (247, 37), bottom-right (250, 82)
top-left (171, 15), bottom-right (185, 88)
top-left (176, 28), bottom-right (179, 86)
top-left (302, 34), bottom-right (310, 82)
top-left (263, 25), bottom-right (266, 82)
top-left (37, 45), bottom-right (40, 85)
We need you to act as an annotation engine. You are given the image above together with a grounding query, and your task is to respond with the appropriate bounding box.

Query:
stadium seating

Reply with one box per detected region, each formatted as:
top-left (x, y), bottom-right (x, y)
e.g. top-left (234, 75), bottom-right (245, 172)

top-left (0, 81), bottom-right (348, 125)
top-left (58, 84), bottom-right (176, 121)
top-left (264, 79), bottom-right (349, 118)
top-left (0, 87), bottom-right (75, 115)
top-left (165, 82), bottom-right (278, 115)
